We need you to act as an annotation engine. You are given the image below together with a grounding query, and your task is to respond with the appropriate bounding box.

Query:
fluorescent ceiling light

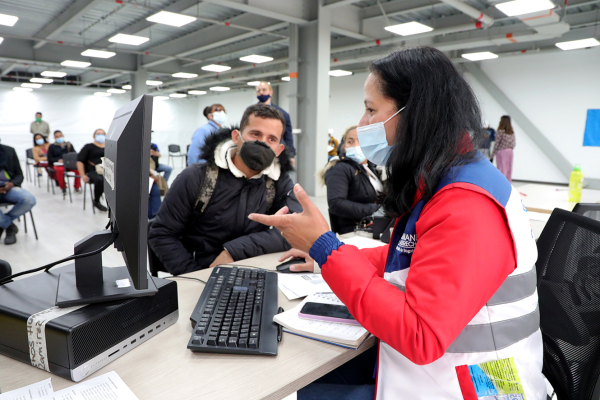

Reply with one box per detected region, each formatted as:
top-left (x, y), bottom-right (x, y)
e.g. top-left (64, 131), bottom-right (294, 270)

top-left (384, 21), bottom-right (433, 36)
top-left (81, 49), bottom-right (116, 58)
top-left (0, 13), bottom-right (18, 27)
top-left (281, 76), bottom-right (290, 81)
top-left (172, 72), bottom-right (198, 78)
top-left (461, 51), bottom-right (499, 61)
top-left (30, 78), bottom-right (53, 84)
top-left (154, 96), bottom-right (169, 100)
top-left (146, 80), bottom-right (163, 86)
top-left (210, 86), bottom-right (230, 91)
top-left (247, 81), bottom-right (260, 86)
top-left (495, 0), bottom-right (555, 16)
top-left (188, 90), bottom-right (207, 95)
top-left (146, 11), bottom-right (196, 27)
top-left (556, 38), bottom-right (600, 50)
top-left (13, 87), bottom-right (32, 92)
top-left (61, 60), bottom-right (91, 68)
top-left (202, 64), bottom-right (231, 72)
top-left (41, 71), bottom-right (67, 78)
top-left (239, 55), bottom-right (274, 63)
top-left (169, 93), bottom-right (187, 98)
top-left (108, 33), bottom-right (149, 46)
top-left (94, 92), bottom-right (111, 97)
top-left (107, 88), bottom-right (126, 94)
top-left (329, 70), bottom-right (353, 77)
top-left (22, 83), bottom-right (42, 88)
top-left (122, 85), bottom-right (132, 90)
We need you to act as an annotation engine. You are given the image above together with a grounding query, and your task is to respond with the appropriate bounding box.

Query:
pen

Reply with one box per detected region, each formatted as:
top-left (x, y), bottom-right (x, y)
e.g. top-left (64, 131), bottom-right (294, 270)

top-left (277, 307), bottom-right (284, 342)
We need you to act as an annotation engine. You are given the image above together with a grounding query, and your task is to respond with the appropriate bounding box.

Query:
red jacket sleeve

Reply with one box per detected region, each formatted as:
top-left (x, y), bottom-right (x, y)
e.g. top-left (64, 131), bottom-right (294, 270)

top-left (358, 245), bottom-right (389, 277)
top-left (321, 185), bottom-right (516, 365)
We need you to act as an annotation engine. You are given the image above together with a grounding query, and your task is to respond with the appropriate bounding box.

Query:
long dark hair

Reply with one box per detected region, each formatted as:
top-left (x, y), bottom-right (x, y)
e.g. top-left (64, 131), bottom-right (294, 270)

top-left (498, 115), bottom-right (514, 134)
top-left (369, 47), bottom-right (484, 217)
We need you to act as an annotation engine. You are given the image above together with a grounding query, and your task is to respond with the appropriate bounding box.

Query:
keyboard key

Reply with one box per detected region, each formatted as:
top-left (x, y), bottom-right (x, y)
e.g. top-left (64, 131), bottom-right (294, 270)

top-left (238, 339), bottom-right (248, 348)
top-left (251, 326), bottom-right (259, 332)
top-left (250, 332), bottom-right (258, 338)
top-left (249, 338), bottom-right (258, 349)
top-left (230, 331), bottom-right (239, 337)
top-left (207, 336), bottom-right (217, 346)
top-left (195, 327), bottom-right (207, 335)
top-left (240, 333), bottom-right (249, 339)
top-left (218, 336), bottom-right (228, 346)
top-left (228, 338), bottom-right (238, 347)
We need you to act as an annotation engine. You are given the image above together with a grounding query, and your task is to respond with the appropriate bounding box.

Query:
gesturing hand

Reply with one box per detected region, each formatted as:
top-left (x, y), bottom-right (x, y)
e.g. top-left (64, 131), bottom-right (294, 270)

top-left (248, 184), bottom-right (330, 253)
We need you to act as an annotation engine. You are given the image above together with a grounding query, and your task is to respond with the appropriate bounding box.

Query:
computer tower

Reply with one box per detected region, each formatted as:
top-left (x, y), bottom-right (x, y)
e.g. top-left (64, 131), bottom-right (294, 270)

top-left (0, 264), bottom-right (178, 382)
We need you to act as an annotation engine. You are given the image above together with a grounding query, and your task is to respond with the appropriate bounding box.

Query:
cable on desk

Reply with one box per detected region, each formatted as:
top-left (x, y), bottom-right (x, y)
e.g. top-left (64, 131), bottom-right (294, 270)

top-left (166, 276), bottom-right (207, 284)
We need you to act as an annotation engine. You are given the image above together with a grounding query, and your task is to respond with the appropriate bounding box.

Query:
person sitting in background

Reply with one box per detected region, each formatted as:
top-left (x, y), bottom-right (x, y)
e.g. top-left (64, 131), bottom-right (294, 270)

top-left (320, 125), bottom-right (384, 235)
top-left (0, 141), bottom-right (36, 245)
top-left (477, 120), bottom-right (495, 159)
top-left (327, 133), bottom-right (339, 160)
top-left (48, 130), bottom-right (80, 194)
top-left (77, 129), bottom-right (106, 212)
top-left (30, 112), bottom-right (50, 139)
top-left (32, 133), bottom-right (50, 177)
top-left (187, 104), bottom-right (226, 166)
top-left (149, 103), bottom-right (300, 275)
top-left (148, 171), bottom-right (162, 219)
top-left (150, 143), bottom-right (172, 182)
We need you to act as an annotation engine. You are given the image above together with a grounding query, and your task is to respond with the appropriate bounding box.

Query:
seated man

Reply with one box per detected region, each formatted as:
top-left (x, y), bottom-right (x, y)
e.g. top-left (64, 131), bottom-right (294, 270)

top-left (150, 143), bottom-right (172, 182)
top-left (149, 103), bottom-right (300, 275)
top-left (0, 142), bottom-right (36, 245)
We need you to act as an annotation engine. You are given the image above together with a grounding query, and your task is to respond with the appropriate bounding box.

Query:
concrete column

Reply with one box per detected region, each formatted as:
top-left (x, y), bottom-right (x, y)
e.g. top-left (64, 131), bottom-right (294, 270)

top-left (296, 3), bottom-right (331, 196)
top-left (131, 55), bottom-right (148, 100)
top-left (287, 23), bottom-right (300, 128)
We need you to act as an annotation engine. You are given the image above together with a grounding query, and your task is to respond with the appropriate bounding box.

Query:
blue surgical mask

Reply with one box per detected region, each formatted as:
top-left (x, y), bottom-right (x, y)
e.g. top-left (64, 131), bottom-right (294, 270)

top-left (35, 138), bottom-right (45, 146)
top-left (95, 134), bottom-right (106, 144)
top-left (356, 106), bottom-right (405, 166)
top-left (257, 94), bottom-right (271, 103)
top-left (56, 137), bottom-right (65, 144)
top-left (345, 146), bottom-right (366, 164)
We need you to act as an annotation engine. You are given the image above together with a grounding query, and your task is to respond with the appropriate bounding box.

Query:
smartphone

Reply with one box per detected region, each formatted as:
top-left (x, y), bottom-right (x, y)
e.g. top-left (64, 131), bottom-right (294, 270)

top-left (298, 302), bottom-right (360, 325)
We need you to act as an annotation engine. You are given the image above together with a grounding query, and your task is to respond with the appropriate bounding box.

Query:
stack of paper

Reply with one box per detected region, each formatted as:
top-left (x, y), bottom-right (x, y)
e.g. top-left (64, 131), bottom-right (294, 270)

top-left (278, 273), bottom-right (331, 300)
top-left (274, 293), bottom-right (370, 349)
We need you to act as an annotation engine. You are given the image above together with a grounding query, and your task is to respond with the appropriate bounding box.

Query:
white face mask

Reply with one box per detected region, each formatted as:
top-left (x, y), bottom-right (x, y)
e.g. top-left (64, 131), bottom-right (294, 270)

top-left (345, 146), bottom-right (367, 164)
top-left (356, 106), bottom-right (405, 166)
top-left (212, 111), bottom-right (228, 126)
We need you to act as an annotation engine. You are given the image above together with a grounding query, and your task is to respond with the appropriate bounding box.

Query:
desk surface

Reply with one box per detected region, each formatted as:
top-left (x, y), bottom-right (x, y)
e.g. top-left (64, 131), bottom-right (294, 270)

top-left (518, 183), bottom-right (600, 214)
top-left (0, 252), bottom-right (374, 400)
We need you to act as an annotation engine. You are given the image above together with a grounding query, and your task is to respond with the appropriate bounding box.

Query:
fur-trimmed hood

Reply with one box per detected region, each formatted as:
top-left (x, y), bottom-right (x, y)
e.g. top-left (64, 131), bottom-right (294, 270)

top-left (318, 155), bottom-right (387, 186)
top-left (200, 127), bottom-right (294, 180)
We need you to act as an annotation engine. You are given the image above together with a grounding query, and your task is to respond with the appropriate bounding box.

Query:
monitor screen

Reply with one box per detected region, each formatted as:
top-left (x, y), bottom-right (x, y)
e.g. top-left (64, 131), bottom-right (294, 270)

top-left (104, 94), bottom-right (153, 290)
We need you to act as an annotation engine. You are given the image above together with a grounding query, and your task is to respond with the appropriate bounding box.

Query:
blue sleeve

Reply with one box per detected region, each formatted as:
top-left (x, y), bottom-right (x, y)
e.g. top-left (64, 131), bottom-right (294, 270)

top-left (309, 231), bottom-right (344, 267)
top-left (187, 128), bottom-right (207, 166)
top-left (282, 111), bottom-right (296, 156)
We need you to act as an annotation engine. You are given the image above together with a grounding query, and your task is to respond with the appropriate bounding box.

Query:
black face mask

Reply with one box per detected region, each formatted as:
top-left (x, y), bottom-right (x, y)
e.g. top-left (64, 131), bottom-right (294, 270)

top-left (238, 135), bottom-right (277, 172)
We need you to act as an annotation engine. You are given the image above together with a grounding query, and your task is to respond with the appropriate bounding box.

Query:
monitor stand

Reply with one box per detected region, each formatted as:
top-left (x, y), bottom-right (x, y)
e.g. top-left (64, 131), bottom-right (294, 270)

top-left (55, 230), bottom-right (158, 308)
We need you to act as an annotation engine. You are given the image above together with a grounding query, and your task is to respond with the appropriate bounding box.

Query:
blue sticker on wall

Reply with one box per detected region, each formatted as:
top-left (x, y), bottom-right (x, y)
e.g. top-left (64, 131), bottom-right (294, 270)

top-left (583, 109), bottom-right (600, 147)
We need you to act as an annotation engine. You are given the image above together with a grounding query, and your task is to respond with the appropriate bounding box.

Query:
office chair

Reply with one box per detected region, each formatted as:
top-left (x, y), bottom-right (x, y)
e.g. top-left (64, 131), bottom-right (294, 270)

top-left (167, 144), bottom-right (185, 168)
top-left (147, 219), bottom-right (168, 277)
top-left (573, 203), bottom-right (600, 222)
top-left (26, 148), bottom-right (40, 187)
top-left (0, 260), bottom-right (11, 280)
top-left (63, 152), bottom-right (81, 203)
top-left (0, 203), bottom-right (38, 240)
top-left (536, 208), bottom-right (600, 400)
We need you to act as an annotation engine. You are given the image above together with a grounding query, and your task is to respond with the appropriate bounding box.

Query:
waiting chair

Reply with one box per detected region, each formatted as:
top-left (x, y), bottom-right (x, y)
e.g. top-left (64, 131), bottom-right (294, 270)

top-left (25, 148), bottom-right (39, 187)
top-left (147, 219), bottom-right (169, 277)
top-left (573, 203), bottom-right (600, 222)
top-left (168, 144), bottom-right (185, 168)
top-left (0, 260), bottom-right (11, 280)
top-left (536, 208), bottom-right (600, 400)
top-left (63, 152), bottom-right (80, 203)
top-left (0, 203), bottom-right (38, 240)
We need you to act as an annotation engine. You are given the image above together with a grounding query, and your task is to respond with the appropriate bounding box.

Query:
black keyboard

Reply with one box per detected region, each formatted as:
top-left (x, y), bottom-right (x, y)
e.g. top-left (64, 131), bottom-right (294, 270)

top-left (188, 266), bottom-right (279, 356)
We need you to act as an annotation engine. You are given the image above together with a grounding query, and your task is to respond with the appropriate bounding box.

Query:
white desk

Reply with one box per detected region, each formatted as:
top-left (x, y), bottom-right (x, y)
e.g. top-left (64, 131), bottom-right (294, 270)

top-left (0, 252), bottom-right (375, 400)
top-left (518, 183), bottom-right (600, 214)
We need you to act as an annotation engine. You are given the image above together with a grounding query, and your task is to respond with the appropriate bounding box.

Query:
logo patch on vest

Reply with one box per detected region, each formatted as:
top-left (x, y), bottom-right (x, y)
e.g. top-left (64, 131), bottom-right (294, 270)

top-left (396, 233), bottom-right (417, 254)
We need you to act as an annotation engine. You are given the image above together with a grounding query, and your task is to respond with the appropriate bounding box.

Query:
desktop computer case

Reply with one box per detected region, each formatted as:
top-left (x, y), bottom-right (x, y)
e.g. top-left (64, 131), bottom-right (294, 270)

top-left (0, 264), bottom-right (178, 382)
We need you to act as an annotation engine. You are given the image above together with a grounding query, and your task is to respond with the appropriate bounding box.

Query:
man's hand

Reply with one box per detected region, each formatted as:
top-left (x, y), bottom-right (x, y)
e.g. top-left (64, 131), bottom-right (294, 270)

top-left (0, 182), bottom-right (14, 194)
top-left (82, 175), bottom-right (90, 184)
top-left (209, 249), bottom-right (234, 268)
top-left (58, 159), bottom-right (64, 163)
top-left (249, 184), bottom-right (330, 253)
top-left (278, 249), bottom-right (315, 272)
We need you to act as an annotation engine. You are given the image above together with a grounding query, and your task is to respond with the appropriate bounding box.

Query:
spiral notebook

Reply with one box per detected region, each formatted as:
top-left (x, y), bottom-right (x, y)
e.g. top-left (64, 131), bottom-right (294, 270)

top-left (273, 293), bottom-right (370, 349)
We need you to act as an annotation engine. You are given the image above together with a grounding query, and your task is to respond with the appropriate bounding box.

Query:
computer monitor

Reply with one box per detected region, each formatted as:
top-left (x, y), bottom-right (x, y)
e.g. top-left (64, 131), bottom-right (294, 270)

top-left (55, 94), bottom-right (158, 307)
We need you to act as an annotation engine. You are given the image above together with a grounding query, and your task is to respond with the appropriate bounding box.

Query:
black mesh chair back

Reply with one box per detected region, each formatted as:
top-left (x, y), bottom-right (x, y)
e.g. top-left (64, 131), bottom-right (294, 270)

top-left (536, 208), bottom-right (600, 400)
top-left (147, 219), bottom-right (168, 277)
top-left (573, 203), bottom-right (600, 222)
top-left (26, 148), bottom-right (34, 160)
top-left (63, 152), bottom-right (78, 171)
top-left (0, 260), bottom-right (11, 280)
top-left (168, 144), bottom-right (181, 153)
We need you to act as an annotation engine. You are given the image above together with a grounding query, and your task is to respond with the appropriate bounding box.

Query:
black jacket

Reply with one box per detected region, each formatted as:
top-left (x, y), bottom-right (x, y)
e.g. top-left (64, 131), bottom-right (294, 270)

top-left (48, 142), bottom-right (76, 166)
top-left (148, 129), bottom-right (300, 275)
top-left (0, 144), bottom-right (24, 187)
top-left (323, 157), bottom-right (381, 235)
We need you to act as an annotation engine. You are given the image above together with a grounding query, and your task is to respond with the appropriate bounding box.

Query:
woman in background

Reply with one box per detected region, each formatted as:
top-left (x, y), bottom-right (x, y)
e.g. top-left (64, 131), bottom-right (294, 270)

top-left (32, 133), bottom-right (50, 177)
top-left (491, 115), bottom-right (516, 182)
top-left (321, 125), bottom-right (383, 235)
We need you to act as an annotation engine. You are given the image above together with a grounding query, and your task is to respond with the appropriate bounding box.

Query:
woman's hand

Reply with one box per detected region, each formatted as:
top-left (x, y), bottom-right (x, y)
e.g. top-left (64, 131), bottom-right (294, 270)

top-left (82, 175), bottom-right (90, 184)
top-left (278, 249), bottom-right (315, 272)
top-left (249, 184), bottom-right (330, 253)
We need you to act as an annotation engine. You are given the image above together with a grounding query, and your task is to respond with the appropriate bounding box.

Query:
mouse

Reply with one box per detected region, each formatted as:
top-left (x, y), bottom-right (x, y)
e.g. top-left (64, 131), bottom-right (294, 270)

top-left (276, 258), bottom-right (306, 273)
